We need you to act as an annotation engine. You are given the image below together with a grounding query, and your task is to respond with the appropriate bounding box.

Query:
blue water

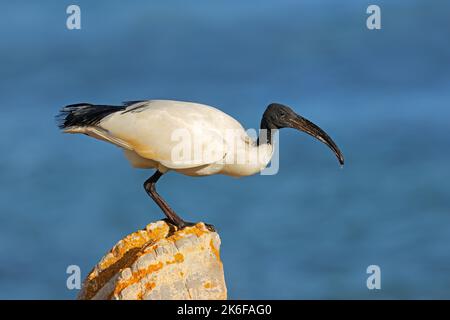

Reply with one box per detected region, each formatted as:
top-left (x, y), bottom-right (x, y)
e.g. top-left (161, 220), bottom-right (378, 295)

top-left (1, 0), bottom-right (450, 299)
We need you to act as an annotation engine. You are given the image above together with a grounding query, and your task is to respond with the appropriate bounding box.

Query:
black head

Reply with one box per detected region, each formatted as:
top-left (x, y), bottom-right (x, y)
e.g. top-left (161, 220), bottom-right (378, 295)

top-left (261, 103), bottom-right (299, 129)
top-left (260, 103), bottom-right (345, 166)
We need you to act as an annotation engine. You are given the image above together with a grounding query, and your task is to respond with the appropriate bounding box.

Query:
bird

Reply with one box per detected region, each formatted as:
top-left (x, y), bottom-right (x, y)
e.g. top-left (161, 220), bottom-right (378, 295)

top-left (57, 100), bottom-right (344, 230)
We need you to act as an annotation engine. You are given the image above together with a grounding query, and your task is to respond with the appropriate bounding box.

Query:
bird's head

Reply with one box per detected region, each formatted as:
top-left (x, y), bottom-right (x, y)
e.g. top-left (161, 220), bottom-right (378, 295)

top-left (261, 103), bottom-right (345, 166)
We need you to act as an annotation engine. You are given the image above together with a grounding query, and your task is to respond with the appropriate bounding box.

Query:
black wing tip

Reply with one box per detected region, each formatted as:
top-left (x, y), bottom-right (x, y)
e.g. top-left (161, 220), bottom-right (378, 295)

top-left (56, 103), bottom-right (125, 130)
top-left (56, 103), bottom-right (92, 129)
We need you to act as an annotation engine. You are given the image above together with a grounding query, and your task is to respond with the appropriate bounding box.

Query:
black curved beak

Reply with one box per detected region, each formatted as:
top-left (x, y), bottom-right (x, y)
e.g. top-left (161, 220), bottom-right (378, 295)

top-left (287, 114), bottom-right (344, 166)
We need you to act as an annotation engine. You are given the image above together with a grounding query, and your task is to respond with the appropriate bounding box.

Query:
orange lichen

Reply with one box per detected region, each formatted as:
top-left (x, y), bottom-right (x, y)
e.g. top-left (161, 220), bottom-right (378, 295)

top-left (146, 224), bottom-right (170, 241)
top-left (174, 252), bottom-right (184, 263)
top-left (113, 261), bottom-right (164, 297)
top-left (98, 224), bottom-right (169, 272)
top-left (168, 224), bottom-right (208, 242)
top-left (203, 282), bottom-right (213, 289)
top-left (143, 244), bottom-right (158, 253)
top-left (166, 252), bottom-right (185, 265)
top-left (135, 281), bottom-right (156, 300)
top-left (145, 281), bottom-right (156, 291)
top-left (210, 239), bottom-right (220, 261)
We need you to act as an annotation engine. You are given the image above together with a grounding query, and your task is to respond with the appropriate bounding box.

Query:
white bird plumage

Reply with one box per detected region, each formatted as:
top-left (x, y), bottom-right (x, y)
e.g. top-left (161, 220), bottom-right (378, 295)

top-left (63, 100), bottom-right (274, 177)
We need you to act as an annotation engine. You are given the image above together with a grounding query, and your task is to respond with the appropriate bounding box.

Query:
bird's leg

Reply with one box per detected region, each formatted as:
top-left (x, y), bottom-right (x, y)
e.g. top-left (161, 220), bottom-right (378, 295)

top-left (143, 171), bottom-right (216, 232)
top-left (143, 170), bottom-right (187, 229)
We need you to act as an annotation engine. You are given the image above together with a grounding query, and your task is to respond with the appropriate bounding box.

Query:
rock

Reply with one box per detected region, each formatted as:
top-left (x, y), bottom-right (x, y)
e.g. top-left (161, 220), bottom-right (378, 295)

top-left (77, 220), bottom-right (227, 300)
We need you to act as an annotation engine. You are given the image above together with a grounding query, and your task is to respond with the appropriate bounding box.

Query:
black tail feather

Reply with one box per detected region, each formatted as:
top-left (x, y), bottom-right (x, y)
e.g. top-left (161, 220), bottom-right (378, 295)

top-left (57, 103), bottom-right (126, 129)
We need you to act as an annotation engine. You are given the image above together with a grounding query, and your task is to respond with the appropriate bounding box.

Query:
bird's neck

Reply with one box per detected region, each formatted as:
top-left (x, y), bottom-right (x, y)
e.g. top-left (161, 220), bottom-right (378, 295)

top-left (258, 117), bottom-right (274, 145)
top-left (254, 119), bottom-right (275, 172)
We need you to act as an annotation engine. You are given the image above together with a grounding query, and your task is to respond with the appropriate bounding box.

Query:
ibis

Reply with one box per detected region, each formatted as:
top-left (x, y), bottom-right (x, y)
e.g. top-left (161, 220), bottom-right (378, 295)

top-left (57, 100), bottom-right (344, 229)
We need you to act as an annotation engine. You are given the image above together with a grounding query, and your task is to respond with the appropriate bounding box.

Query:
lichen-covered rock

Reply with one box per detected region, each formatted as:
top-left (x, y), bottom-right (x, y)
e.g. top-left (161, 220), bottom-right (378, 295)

top-left (77, 220), bottom-right (227, 300)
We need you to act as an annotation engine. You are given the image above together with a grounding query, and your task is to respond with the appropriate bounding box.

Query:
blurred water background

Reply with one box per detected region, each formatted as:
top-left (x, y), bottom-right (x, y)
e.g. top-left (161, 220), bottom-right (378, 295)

top-left (1, 0), bottom-right (450, 299)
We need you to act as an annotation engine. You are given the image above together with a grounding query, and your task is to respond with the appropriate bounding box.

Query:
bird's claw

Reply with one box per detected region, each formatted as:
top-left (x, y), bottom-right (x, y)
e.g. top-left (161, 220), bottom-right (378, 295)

top-left (204, 223), bottom-right (217, 232)
top-left (178, 221), bottom-right (216, 232)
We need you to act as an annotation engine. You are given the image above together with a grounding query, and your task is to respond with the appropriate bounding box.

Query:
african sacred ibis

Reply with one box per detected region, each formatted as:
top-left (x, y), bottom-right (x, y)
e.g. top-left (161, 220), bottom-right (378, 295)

top-left (57, 100), bottom-right (344, 229)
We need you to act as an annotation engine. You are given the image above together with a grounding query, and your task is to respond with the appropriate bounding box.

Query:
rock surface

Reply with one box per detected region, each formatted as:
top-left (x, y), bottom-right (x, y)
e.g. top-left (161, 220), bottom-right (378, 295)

top-left (77, 220), bottom-right (227, 300)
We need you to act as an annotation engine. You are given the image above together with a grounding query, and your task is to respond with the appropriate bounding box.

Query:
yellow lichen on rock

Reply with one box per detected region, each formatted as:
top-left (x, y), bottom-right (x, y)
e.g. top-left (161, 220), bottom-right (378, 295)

top-left (77, 220), bottom-right (227, 300)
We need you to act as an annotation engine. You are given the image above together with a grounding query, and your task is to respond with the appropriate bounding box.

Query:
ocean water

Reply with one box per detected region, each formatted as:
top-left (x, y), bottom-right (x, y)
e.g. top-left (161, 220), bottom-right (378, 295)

top-left (1, 0), bottom-right (450, 299)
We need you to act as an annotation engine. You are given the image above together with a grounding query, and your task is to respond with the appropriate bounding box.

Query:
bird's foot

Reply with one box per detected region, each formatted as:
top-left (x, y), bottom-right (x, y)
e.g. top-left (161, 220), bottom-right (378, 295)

top-left (178, 221), bottom-right (216, 233)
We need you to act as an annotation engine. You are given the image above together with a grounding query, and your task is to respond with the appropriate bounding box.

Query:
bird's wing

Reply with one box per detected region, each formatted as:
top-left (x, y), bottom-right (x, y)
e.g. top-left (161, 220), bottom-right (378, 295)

top-left (98, 100), bottom-right (239, 169)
